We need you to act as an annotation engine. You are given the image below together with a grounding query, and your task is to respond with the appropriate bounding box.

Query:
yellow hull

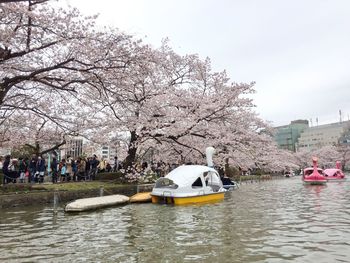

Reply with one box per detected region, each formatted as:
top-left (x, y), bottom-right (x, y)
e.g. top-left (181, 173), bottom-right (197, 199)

top-left (151, 192), bottom-right (225, 205)
top-left (130, 192), bottom-right (152, 203)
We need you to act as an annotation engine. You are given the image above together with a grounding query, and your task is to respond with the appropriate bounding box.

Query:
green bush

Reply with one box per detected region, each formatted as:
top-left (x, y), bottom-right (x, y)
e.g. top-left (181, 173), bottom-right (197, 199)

top-left (253, 168), bottom-right (263, 176)
top-left (225, 165), bottom-right (240, 177)
top-left (96, 171), bottom-right (125, 182)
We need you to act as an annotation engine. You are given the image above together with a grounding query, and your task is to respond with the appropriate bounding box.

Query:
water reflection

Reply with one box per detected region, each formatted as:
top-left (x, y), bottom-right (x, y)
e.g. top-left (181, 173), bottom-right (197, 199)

top-left (1, 177), bottom-right (350, 262)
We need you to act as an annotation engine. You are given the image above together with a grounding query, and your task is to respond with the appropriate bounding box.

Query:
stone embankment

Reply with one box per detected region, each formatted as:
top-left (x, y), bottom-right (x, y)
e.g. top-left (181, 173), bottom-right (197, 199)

top-left (0, 174), bottom-right (281, 209)
top-left (0, 183), bottom-right (153, 209)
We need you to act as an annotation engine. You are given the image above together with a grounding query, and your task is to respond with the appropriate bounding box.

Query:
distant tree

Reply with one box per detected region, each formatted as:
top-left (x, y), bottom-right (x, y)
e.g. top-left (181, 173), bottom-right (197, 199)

top-left (295, 146), bottom-right (341, 168)
top-left (0, 110), bottom-right (70, 156)
top-left (337, 144), bottom-right (350, 170)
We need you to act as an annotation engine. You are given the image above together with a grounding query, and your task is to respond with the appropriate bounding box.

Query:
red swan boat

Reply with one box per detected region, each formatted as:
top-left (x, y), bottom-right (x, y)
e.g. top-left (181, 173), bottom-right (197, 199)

top-left (302, 157), bottom-right (327, 185)
top-left (323, 161), bottom-right (346, 182)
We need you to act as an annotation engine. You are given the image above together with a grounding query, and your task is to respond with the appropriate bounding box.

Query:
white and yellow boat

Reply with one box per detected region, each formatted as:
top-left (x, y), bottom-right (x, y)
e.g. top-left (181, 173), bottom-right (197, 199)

top-left (151, 165), bottom-right (226, 205)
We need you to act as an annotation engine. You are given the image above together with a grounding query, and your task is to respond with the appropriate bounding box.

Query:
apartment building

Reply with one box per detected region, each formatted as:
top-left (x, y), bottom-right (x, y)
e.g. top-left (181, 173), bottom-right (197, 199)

top-left (65, 138), bottom-right (83, 158)
top-left (274, 120), bottom-right (309, 152)
top-left (296, 120), bottom-right (350, 151)
top-left (100, 145), bottom-right (117, 164)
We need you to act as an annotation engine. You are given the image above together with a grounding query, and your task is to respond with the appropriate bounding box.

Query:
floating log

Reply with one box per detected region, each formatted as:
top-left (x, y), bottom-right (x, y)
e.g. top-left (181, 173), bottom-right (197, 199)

top-left (65, 194), bottom-right (129, 212)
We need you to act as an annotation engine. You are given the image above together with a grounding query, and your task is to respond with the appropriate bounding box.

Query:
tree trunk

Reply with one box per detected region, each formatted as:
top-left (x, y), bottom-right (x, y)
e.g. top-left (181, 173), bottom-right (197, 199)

top-left (33, 142), bottom-right (40, 156)
top-left (0, 83), bottom-right (9, 105)
top-left (124, 130), bottom-right (138, 169)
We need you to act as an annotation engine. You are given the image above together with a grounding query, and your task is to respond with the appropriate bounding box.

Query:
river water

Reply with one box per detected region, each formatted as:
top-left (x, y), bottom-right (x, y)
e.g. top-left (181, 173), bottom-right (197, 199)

top-left (1, 177), bottom-right (350, 263)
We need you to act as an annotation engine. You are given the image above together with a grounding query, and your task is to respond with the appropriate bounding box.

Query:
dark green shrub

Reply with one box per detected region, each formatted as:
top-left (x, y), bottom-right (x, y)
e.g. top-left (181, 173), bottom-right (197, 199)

top-left (225, 166), bottom-right (239, 177)
top-left (96, 171), bottom-right (125, 182)
top-left (254, 168), bottom-right (263, 176)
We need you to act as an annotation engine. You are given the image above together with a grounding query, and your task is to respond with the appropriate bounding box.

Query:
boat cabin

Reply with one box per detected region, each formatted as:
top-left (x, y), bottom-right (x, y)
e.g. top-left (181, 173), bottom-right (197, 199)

top-left (324, 168), bottom-right (343, 177)
top-left (303, 168), bottom-right (323, 176)
top-left (152, 165), bottom-right (224, 197)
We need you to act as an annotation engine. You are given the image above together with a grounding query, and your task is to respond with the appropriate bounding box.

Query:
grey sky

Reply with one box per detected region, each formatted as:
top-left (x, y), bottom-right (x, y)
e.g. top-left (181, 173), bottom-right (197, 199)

top-left (64, 0), bottom-right (350, 126)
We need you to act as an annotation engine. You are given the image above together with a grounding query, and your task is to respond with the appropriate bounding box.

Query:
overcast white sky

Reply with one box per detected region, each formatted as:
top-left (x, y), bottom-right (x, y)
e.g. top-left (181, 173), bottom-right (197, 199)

top-left (62, 0), bottom-right (350, 126)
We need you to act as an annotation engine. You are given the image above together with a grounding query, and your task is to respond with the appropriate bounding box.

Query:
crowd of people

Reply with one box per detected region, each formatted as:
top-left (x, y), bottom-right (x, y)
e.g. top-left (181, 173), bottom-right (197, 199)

top-left (1, 153), bottom-right (232, 185)
top-left (1, 154), bottom-right (119, 185)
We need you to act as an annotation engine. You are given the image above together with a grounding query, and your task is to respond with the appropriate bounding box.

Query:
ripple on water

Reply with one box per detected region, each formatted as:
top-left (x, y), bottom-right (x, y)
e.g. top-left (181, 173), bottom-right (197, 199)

top-left (1, 178), bottom-right (350, 262)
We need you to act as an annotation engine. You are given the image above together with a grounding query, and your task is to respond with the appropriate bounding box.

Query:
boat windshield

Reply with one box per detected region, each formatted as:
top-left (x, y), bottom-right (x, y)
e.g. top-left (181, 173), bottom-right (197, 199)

top-left (154, 178), bottom-right (178, 189)
top-left (304, 168), bottom-right (323, 176)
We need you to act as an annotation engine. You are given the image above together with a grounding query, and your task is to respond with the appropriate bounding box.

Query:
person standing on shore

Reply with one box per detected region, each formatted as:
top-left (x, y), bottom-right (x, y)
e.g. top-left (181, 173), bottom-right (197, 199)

top-left (36, 156), bottom-right (46, 183)
top-left (65, 157), bottom-right (73, 182)
top-left (72, 158), bottom-right (78, 182)
top-left (18, 157), bottom-right (27, 183)
top-left (60, 160), bottom-right (67, 182)
top-left (77, 157), bottom-right (86, 181)
top-left (2, 155), bottom-right (19, 184)
top-left (113, 156), bottom-right (119, 172)
top-left (29, 155), bottom-right (37, 183)
top-left (85, 157), bottom-right (91, 180)
top-left (89, 155), bottom-right (99, 181)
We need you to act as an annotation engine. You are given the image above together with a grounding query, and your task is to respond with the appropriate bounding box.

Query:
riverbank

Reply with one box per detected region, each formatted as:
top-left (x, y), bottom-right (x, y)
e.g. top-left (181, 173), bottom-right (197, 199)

top-left (0, 181), bottom-right (153, 209)
top-left (0, 174), bottom-right (279, 209)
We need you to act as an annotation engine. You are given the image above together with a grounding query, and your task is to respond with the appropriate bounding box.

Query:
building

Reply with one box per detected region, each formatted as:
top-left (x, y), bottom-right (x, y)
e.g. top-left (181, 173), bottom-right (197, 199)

top-left (100, 145), bottom-right (117, 164)
top-left (61, 137), bottom-right (83, 159)
top-left (296, 120), bottom-right (350, 151)
top-left (339, 127), bottom-right (350, 146)
top-left (79, 139), bottom-right (118, 164)
top-left (274, 120), bottom-right (309, 152)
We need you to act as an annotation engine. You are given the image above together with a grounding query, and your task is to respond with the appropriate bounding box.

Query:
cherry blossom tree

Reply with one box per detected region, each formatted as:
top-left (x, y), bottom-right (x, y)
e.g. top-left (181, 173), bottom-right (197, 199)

top-left (1, 1), bottom-right (297, 174)
top-left (1, 1), bottom-right (86, 104)
top-left (295, 145), bottom-right (342, 169)
top-left (78, 39), bottom-right (276, 169)
top-left (0, 1), bottom-right (133, 128)
top-left (0, 109), bottom-right (77, 156)
top-left (0, 1), bottom-right (138, 154)
top-left (337, 144), bottom-right (350, 170)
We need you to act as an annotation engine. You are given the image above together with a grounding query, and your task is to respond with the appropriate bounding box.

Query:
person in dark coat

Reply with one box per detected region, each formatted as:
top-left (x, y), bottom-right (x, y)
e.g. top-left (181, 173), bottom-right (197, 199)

top-left (29, 155), bottom-right (37, 183)
top-left (89, 155), bottom-right (100, 181)
top-left (2, 155), bottom-right (19, 184)
top-left (77, 157), bottom-right (86, 181)
top-left (36, 156), bottom-right (46, 183)
top-left (85, 157), bottom-right (91, 180)
top-left (18, 157), bottom-right (27, 183)
top-left (113, 156), bottom-right (119, 172)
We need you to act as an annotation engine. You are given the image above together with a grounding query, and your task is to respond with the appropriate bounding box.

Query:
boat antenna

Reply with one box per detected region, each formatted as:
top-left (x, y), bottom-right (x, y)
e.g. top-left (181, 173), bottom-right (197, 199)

top-left (206, 147), bottom-right (215, 168)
